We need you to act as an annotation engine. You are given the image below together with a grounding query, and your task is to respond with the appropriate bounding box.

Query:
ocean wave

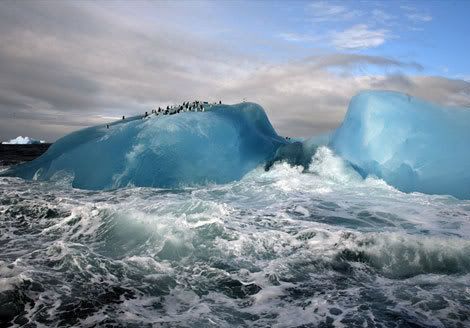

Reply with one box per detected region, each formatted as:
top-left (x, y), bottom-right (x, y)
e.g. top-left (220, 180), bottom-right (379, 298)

top-left (1, 149), bottom-right (470, 326)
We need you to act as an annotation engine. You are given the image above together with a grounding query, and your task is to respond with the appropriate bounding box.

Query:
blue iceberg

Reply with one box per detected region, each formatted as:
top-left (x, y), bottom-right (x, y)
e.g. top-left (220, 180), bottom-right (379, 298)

top-left (3, 103), bottom-right (287, 189)
top-left (3, 91), bottom-right (470, 198)
top-left (330, 91), bottom-right (470, 199)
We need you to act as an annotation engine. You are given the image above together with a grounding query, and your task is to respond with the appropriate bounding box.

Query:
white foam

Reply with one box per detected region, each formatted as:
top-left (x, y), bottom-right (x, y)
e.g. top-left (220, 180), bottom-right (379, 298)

top-left (1, 146), bottom-right (470, 326)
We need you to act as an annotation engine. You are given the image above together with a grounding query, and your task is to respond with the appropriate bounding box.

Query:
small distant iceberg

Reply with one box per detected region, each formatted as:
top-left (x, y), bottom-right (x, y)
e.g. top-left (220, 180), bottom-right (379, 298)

top-left (2, 136), bottom-right (46, 145)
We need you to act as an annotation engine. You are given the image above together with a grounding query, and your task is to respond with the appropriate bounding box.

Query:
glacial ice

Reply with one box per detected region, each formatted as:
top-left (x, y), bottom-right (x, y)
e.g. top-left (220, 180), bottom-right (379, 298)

top-left (330, 91), bottom-right (470, 199)
top-left (4, 91), bottom-right (470, 198)
top-left (4, 103), bottom-right (287, 189)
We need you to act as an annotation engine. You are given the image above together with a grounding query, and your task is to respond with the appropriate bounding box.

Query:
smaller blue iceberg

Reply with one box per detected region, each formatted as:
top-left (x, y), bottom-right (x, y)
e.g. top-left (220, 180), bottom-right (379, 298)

top-left (3, 103), bottom-right (286, 189)
top-left (330, 91), bottom-right (470, 199)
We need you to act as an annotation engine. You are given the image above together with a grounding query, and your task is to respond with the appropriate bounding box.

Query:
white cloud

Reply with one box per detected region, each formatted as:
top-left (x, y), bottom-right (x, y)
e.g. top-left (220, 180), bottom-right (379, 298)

top-left (308, 1), bottom-right (361, 22)
top-left (371, 9), bottom-right (394, 22)
top-left (280, 25), bottom-right (393, 50)
top-left (331, 25), bottom-right (389, 49)
top-left (278, 33), bottom-right (319, 42)
top-left (406, 13), bottom-right (433, 22)
top-left (400, 5), bottom-right (433, 22)
top-left (281, 3), bottom-right (429, 49)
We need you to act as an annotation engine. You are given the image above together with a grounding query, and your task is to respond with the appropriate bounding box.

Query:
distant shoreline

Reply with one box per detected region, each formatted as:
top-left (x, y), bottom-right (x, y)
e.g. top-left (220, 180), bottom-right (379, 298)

top-left (0, 144), bottom-right (51, 166)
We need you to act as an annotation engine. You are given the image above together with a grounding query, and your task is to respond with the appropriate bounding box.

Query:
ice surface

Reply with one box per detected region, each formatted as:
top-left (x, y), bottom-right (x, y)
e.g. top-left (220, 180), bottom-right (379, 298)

top-left (3, 103), bottom-right (286, 189)
top-left (4, 92), bottom-right (470, 198)
top-left (330, 90), bottom-right (470, 199)
top-left (2, 136), bottom-right (46, 144)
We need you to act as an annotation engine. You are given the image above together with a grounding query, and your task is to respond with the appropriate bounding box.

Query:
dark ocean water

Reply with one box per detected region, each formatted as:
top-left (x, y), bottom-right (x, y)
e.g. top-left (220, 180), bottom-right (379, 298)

top-left (1, 147), bottom-right (469, 327)
top-left (0, 144), bottom-right (50, 166)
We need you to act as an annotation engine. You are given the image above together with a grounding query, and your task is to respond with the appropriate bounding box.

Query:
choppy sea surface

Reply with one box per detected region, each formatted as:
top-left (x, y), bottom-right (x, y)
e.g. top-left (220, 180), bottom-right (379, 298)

top-left (1, 147), bottom-right (469, 327)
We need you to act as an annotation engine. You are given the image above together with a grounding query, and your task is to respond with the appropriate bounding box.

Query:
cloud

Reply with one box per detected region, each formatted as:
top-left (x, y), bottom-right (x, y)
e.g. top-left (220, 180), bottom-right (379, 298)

top-left (278, 33), bottom-right (319, 43)
top-left (302, 54), bottom-right (422, 71)
top-left (331, 25), bottom-right (390, 49)
top-left (0, 1), bottom-right (250, 140)
top-left (282, 3), bottom-right (429, 50)
top-left (371, 9), bottom-right (394, 22)
top-left (406, 13), bottom-right (433, 22)
top-left (214, 56), bottom-right (469, 137)
top-left (400, 5), bottom-right (433, 22)
top-left (280, 26), bottom-right (396, 51)
top-left (0, 1), bottom-right (467, 142)
top-left (308, 1), bottom-right (361, 22)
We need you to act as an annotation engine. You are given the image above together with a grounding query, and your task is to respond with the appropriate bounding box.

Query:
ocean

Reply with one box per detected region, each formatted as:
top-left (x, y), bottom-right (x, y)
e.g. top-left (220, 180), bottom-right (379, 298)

top-left (1, 146), bottom-right (469, 327)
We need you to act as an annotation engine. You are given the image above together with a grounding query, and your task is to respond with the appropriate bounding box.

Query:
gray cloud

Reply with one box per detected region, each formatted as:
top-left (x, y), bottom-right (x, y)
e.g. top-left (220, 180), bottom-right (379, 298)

top-left (214, 61), bottom-right (470, 136)
top-left (0, 1), bottom-right (468, 142)
top-left (302, 54), bottom-right (423, 71)
top-left (0, 1), bottom-right (248, 140)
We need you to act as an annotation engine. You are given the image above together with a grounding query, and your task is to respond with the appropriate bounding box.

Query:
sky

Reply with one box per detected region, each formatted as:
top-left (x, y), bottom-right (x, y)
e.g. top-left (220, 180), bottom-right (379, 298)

top-left (0, 0), bottom-right (469, 142)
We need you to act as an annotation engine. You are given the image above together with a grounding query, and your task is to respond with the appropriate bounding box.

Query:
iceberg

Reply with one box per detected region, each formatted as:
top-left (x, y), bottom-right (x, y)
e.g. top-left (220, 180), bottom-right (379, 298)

top-left (330, 91), bottom-right (470, 199)
top-left (2, 136), bottom-right (46, 144)
top-left (2, 103), bottom-right (287, 189)
top-left (3, 92), bottom-right (469, 198)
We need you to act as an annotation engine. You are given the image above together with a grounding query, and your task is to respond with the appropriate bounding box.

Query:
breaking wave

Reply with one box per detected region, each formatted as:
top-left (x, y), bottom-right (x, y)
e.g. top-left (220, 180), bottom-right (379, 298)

top-left (1, 147), bottom-right (469, 327)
